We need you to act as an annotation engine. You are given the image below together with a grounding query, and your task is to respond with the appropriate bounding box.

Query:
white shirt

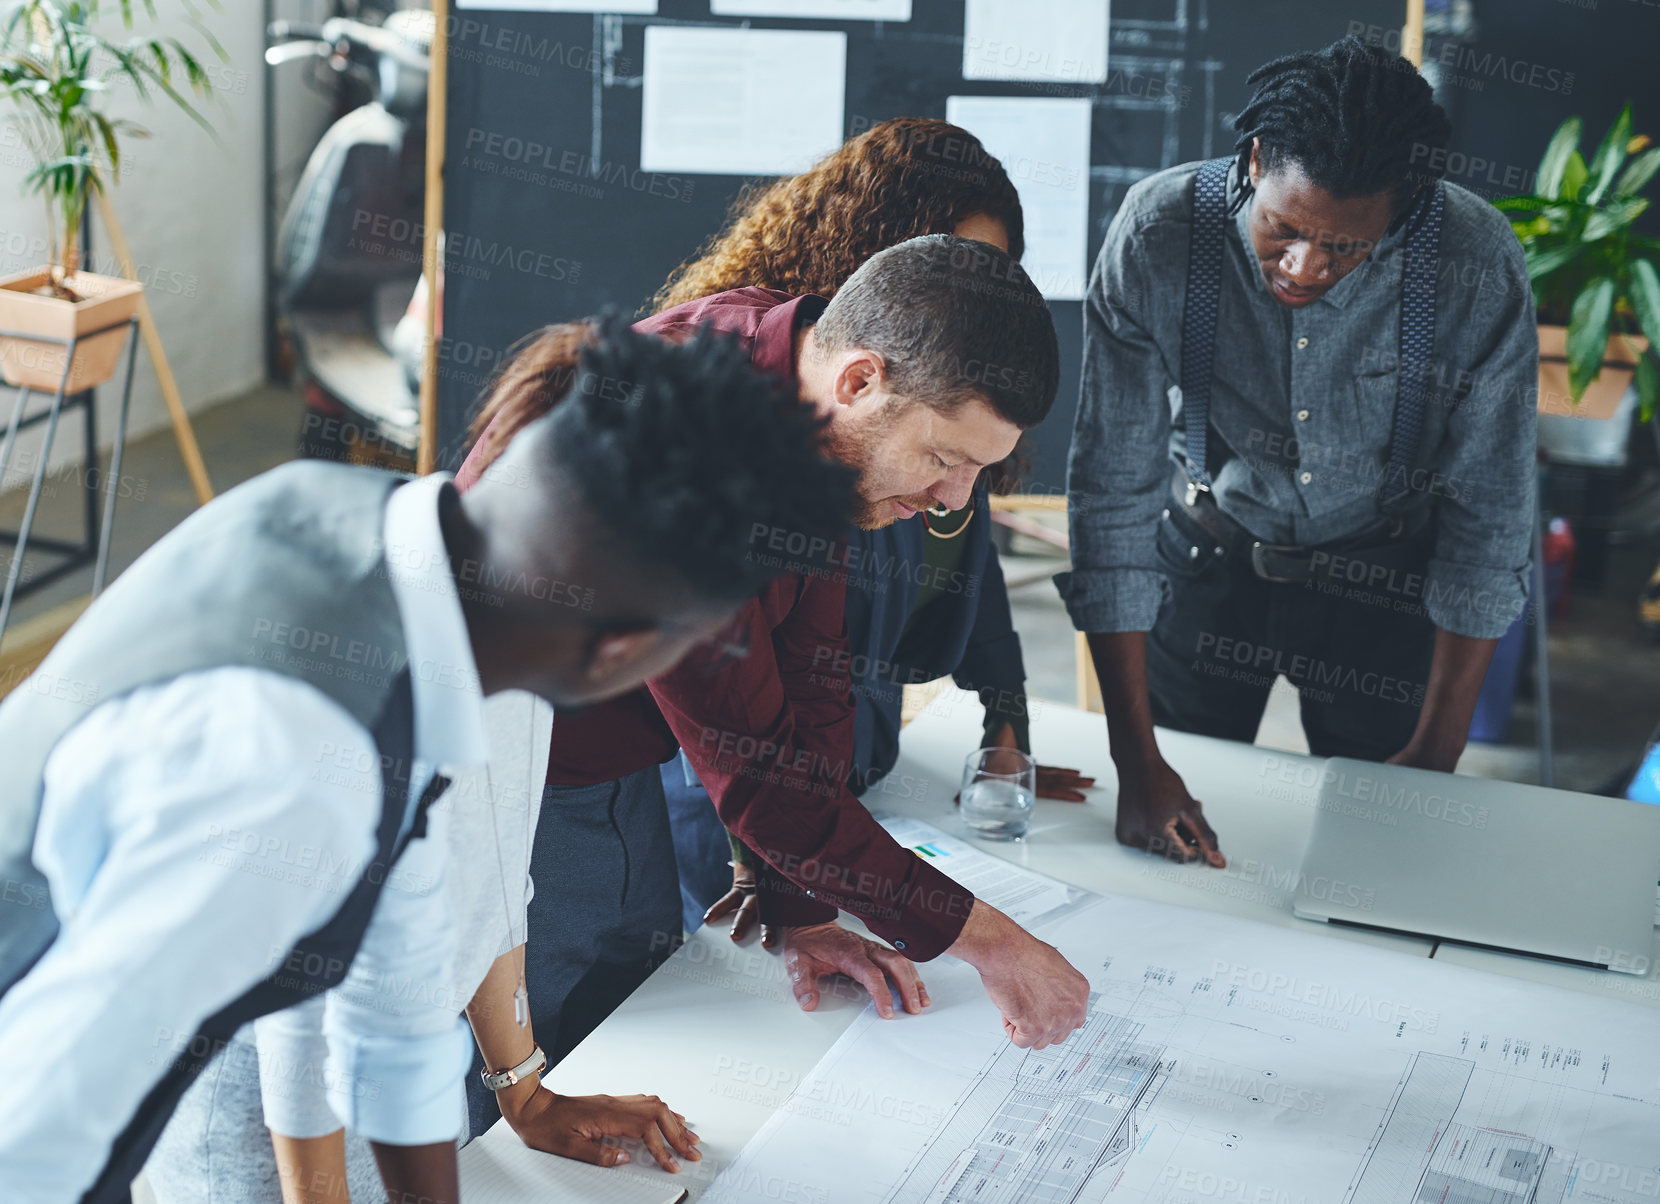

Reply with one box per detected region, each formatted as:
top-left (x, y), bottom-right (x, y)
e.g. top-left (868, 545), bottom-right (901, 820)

top-left (255, 688), bottom-right (553, 1142)
top-left (0, 472), bottom-right (488, 1204)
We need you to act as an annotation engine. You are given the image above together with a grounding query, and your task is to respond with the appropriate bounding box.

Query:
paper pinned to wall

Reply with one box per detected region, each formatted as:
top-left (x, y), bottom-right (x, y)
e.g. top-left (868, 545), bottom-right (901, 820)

top-left (712, 0), bottom-right (910, 18)
top-left (455, 0), bottom-right (657, 12)
top-left (945, 96), bottom-right (1093, 301)
top-left (962, 0), bottom-right (1109, 84)
top-left (641, 27), bottom-right (847, 177)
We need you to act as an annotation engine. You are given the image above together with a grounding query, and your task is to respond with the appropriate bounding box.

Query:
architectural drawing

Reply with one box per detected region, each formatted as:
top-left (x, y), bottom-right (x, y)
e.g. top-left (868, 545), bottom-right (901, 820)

top-left (885, 1002), bottom-right (1163, 1203)
top-left (705, 880), bottom-right (1660, 1204)
top-left (1349, 1054), bottom-right (1556, 1204)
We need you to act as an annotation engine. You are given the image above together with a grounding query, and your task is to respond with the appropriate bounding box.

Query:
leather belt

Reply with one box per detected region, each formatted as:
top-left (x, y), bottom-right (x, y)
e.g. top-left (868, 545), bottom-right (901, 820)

top-left (1169, 473), bottom-right (1429, 586)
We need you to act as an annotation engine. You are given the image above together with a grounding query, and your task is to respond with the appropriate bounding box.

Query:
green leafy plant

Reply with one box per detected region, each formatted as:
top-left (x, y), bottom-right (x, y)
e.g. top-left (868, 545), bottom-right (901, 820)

top-left (1495, 104), bottom-right (1660, 419)
top-left (0, 0), bottom-right (221, 299)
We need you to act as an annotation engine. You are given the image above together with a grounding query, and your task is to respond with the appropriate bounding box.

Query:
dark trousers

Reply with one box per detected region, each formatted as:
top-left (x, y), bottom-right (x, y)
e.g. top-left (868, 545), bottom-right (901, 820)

top-left (465, 766), bottom-right (682, 1138)
top-left (1147, 503), bottom-right (1437, 761)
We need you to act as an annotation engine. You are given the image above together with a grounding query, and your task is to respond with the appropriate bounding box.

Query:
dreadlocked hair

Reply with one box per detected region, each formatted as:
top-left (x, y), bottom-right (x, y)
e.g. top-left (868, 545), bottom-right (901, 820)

top-left (1230, 35), bottom-right (1451, 228)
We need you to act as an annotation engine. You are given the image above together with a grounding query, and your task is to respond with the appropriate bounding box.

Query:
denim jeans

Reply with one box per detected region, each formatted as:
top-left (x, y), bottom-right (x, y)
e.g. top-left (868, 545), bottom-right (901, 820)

top-left (660, 753), bottom-right (734, 934)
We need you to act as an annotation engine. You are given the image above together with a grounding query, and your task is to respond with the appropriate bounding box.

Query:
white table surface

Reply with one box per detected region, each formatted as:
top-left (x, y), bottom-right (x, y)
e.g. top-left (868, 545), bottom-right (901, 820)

top-left (524, 689), bottom-right (1658, 1200)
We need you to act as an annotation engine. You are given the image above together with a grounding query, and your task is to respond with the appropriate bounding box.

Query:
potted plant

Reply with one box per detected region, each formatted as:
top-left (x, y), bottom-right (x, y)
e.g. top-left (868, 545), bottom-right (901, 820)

top-left (0, 0), bottom-right (216, 392)
top-left (1495, 104), bottom-right (1660, 427)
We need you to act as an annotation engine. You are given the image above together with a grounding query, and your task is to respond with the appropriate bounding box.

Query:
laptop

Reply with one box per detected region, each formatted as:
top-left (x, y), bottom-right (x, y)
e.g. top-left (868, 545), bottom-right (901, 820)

top-left (1294, 758), bottom-right (1660, 973)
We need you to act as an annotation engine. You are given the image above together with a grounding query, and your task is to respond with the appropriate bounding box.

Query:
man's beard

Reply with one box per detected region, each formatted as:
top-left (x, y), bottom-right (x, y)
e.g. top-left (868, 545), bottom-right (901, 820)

top-left (822, 408), bottom-right (928, 530)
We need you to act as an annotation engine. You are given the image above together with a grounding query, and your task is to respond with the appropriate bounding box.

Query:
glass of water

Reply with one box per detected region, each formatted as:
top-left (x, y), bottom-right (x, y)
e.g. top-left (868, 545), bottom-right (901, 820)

top-left (960, 747), bottom-right (1037, 841)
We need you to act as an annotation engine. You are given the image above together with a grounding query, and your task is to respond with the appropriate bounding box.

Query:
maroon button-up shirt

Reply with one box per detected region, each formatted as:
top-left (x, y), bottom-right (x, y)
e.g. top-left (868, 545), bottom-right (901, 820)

top-left (454, 288), bottom-right (974, 960)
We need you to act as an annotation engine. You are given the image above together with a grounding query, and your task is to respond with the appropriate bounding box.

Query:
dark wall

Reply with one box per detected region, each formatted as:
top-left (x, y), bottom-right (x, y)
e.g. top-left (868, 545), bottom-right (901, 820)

top-left (1417, 0), bottom-right (1660, 238)
top-left (439, 0), bottom-right (1412, 483)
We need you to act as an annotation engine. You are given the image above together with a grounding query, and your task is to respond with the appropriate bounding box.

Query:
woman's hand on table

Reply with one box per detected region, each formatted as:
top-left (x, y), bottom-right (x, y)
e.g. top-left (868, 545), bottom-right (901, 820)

top-left (505, 1086), bottom-right (702, 1173)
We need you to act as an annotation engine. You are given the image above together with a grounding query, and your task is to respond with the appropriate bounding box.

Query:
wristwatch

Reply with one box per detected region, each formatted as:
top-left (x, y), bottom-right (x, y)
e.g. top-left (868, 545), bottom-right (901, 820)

top-left (480, 1044), bottom-right (546, 1092)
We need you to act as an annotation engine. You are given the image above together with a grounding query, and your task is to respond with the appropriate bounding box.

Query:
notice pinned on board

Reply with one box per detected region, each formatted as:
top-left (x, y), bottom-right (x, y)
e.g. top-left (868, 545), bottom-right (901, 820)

top-left (641, 27), bottom-right (847, 177)
top-left (712, 0), bottom-right (910, 18)
top-left (962, 0), bottom-right (1109, 84)
top-left (454, 0), bottom-right (657, 11)
top-left (945, 96), bottom-right (1093, 301)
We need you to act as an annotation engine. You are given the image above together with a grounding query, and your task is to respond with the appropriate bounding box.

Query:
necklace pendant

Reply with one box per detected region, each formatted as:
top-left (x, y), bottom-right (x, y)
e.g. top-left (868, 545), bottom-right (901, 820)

top-left (513, 984), bottom-right (529, 1027)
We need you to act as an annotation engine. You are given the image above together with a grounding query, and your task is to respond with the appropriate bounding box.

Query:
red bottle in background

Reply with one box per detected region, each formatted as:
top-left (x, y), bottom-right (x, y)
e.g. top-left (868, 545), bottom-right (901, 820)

top-left (1542, 517), bottom-right (1576, 621)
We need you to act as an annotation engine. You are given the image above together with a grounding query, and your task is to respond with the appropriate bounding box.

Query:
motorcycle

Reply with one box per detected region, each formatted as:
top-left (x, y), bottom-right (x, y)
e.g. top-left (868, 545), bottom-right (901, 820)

top-left (267, 9), bottom-right (432, 467)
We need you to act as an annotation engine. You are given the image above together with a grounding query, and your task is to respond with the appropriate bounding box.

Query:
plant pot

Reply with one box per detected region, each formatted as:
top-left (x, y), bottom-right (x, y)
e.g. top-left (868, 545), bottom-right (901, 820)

top-left (1535, 323), bottom-right (1648, 420)
top-left (0, 268), bottom-right (143, 393)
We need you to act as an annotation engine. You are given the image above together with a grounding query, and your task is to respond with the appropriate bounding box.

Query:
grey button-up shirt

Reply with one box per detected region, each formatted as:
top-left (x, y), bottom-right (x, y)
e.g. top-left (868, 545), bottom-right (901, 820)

top-left (1059, 160), bottom-right (1537, 640)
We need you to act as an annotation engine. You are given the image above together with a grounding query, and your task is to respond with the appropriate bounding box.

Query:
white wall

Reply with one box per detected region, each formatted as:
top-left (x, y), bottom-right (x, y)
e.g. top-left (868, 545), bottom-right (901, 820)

top-left (0, 0), bottom-right (333, 481)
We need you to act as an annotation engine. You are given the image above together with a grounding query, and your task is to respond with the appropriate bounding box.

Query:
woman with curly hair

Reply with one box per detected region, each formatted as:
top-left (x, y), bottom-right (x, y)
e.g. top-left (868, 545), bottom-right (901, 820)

top-left (653, 116), bottom-right (1024, 310)
top-left (644, 118), bottom-right (1092, 944)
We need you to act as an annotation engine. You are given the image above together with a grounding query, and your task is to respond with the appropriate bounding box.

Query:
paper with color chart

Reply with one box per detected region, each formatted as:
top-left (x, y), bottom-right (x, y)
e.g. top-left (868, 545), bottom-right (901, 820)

top-left (877, 814), bottom-right (1093, 930)
top-left (963, 0), bottom-right (1109, 83)
top-left (945, 96), bottom-right (1093, 300)
top-left (641, 27), bottom-right (846, 177)
top-left (458, 1117), bottom-right (688, 1204)
top-left (454, 0), bottom-right (657, 12)
top-left (705, 892), bottom-right (1660, 1204)
top-left (712, 0), bottom-right (910, 18)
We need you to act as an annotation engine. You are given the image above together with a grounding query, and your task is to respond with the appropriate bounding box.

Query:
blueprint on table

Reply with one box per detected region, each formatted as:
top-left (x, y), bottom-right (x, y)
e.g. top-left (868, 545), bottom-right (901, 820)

top-left (703, 893), bottom-right (1660, 1203)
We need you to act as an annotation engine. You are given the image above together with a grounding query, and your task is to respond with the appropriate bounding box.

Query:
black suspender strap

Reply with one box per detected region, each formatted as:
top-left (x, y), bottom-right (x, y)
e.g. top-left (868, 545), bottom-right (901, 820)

top-left (405, 770), bottom-right (451, 842)
top-left (1380, 183), bottom-right (1445, 516)
top-left (1179, 160), bottom-right (1446, 519)
top-left (1179, 156), bottom-right (1232, 496)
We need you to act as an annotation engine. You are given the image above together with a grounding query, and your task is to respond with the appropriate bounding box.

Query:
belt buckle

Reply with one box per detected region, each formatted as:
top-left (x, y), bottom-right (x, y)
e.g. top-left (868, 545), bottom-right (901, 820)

top-left (1250, 540), bottom-right (1308, 584)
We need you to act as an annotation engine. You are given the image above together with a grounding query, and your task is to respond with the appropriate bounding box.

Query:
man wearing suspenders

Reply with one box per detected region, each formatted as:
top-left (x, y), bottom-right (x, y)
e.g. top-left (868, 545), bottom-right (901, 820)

top-left (1060, 37), bottom-right (1538, 865)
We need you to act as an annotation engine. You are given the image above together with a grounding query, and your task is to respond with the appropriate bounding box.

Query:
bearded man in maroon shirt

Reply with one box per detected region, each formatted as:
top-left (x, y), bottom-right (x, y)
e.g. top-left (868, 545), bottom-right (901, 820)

top-left (457, 235), bottom-right (1090, 1140)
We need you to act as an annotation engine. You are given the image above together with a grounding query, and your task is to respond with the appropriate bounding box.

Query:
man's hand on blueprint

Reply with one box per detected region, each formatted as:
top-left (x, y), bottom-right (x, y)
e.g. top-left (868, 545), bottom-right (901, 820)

top-left (947, 900), bottom-right (1090, 1049)
top-left (1115, 757), bottom-right (1226, 868)
top-left (780, 922), bottom-right (931, 1019)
